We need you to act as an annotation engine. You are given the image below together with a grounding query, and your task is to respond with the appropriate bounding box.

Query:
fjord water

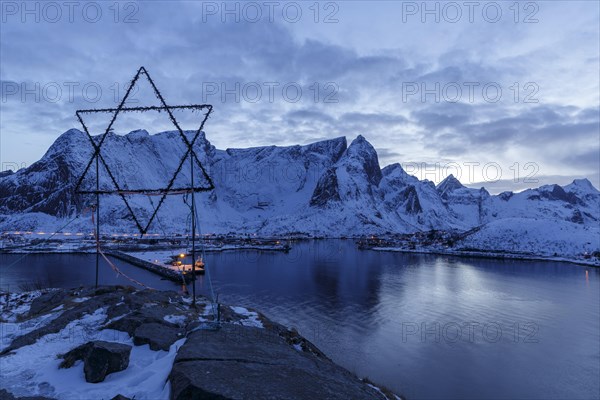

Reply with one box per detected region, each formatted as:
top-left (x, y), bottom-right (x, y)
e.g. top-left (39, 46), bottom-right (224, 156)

top-left (1, 240), bottom-right (599, 399)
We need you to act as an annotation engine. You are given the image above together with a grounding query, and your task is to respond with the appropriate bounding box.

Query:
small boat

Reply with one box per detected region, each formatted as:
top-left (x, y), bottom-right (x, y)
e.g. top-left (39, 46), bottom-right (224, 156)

top-left (170, 253), bottom-right (205, 275)
top-left (179, 260), bottom-right (206, 275)
top-left (194, 259), bottom-right (206, 275)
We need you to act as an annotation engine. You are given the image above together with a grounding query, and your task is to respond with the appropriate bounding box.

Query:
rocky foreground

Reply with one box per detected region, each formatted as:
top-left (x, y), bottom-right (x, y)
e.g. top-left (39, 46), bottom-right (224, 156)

top-left (0, 287), bottom-right (399, 400)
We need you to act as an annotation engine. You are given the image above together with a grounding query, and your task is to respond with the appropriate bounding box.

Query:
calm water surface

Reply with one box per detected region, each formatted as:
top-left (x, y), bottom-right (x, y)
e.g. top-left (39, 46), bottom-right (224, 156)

top-left (1, 240), bottom-right (599, 400)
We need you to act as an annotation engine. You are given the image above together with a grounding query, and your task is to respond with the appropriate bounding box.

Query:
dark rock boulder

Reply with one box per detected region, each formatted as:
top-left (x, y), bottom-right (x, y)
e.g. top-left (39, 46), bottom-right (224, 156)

top-left (133, 322), bottom-right (182, 351)
top-left (169, 325), bottom-right (383, 400)
top-left (28, 290), bottom-right (67, 316)
top-left (59, 341), bottom-right (131, 383)
top-left (104, 304), bottom-right (182, 336)
top-left (105, 314), bottom-right (147, 336)
top-left (571, 209), bottom-right (584, 224)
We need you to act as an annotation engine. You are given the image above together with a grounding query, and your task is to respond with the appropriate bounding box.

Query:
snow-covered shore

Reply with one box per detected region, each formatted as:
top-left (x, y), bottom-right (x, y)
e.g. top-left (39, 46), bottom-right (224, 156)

top-left (0, 287), bottom-right (401, 400)
top-left (365, 217), bottom-right (600, 267)
top-left (369, 246), bottom-right (600, 267)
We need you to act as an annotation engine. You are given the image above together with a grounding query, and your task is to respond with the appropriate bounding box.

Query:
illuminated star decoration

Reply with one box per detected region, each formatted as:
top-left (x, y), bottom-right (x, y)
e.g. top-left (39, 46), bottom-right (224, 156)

top-left (75, 66), bottom-right (214, 235)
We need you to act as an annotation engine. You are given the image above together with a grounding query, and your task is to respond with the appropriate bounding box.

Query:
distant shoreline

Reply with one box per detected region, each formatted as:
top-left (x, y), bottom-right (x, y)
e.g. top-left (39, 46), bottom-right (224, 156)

top-left (1, 236), bottom-right (598, 268)
top-left (365, 246), bottom-right (600, 268)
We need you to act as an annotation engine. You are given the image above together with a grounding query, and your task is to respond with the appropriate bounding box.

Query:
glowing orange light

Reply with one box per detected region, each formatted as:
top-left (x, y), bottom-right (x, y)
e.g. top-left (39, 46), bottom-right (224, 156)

top-left (586, 270), bottom-right (589, 283)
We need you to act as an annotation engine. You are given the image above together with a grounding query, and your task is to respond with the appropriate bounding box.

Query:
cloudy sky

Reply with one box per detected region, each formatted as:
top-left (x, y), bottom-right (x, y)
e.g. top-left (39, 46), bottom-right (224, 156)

top-left (1, 0), bottom-right (598, 192)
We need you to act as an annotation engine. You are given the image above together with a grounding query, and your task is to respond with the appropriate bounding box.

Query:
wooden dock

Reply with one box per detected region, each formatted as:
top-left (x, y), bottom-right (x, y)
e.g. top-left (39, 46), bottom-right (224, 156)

top-left (107, 251), bottom-right (191, 283)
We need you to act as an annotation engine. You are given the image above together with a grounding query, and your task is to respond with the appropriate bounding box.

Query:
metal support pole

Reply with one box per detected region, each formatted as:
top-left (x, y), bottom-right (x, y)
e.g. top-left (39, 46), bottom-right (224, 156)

top-left (191, 154), bottom-right (196, 306)
top-left (95, 154), bottom-right (100, 289)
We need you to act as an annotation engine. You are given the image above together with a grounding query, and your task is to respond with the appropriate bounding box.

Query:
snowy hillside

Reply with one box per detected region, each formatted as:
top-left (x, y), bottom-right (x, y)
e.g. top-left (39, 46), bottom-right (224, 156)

top-left (0, 129), bottom-right (598, 257)
top-left (457, 218), bottom-right (600, 258)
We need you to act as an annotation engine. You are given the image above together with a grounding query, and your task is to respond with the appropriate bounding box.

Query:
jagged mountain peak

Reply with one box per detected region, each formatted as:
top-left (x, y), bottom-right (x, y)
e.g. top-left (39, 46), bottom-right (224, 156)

top-left (382, 163), bottom-right (403, 175)
top-left (309, 136), bottom-right (381, 207)
top-left (127, 129), bottom-right (150, 138)
top-left (347, 134), bottom-right (371, 152)
top-left (422, 179), bottom-right (436, 189)
top-left (564, 178), bottom-right (599, 195)
top-left (63, 128), bottom-right (85, 136)
top-left (436, 174), bottom-right (465, 194)
top-left (54, 128), bottom-right (86, 143)
top-left (43, 128), bottom-right (89, 160)
top-left (339, 135), bottom-right (382, 186)
top-left (381, 163), bottom-right (413, 181)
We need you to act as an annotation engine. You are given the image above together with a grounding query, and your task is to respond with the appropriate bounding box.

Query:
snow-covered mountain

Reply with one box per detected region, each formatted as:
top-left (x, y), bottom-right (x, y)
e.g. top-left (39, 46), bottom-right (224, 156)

top-left (436, 174), bottom-right (489, 227)
top-left (0, 129), bottom-right (598, 256)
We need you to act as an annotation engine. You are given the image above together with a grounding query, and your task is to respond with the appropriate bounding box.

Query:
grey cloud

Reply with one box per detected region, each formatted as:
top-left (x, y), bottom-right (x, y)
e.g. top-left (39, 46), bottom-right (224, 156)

top-left (340, 112), bottom-right (408, 126)
top-left (0, 0), bottom-right (598, 191)
top-left (376, 148), bottom-right (404, 161)
top-left (416, 105), bottom-right (600, 158)
top-left (560, 147), bottom-right (600, 170)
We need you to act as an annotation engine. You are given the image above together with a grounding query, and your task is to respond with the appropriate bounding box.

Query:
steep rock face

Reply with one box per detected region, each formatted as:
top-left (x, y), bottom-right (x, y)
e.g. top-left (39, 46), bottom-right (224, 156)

top-left (300, 135), bottom-right (394, 234)
top-left (213, 136), bottom-right (346, 214)
top-left (399, 185), bottom-right (422, 214)
top-left (436, 175), bottom-right (489, 227)
top-left (310, 168), bottom-right (341, 207)
top-left (310, 135), bottom-right (382, 207)
top-left (342, 135), bottom-right (383, 187)
top-left (527, 184), bottom-right (578, 204)
top-left (0, 129), bottom-right (90, 217)
top-left (379, 164), bottom-right (462, 231)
